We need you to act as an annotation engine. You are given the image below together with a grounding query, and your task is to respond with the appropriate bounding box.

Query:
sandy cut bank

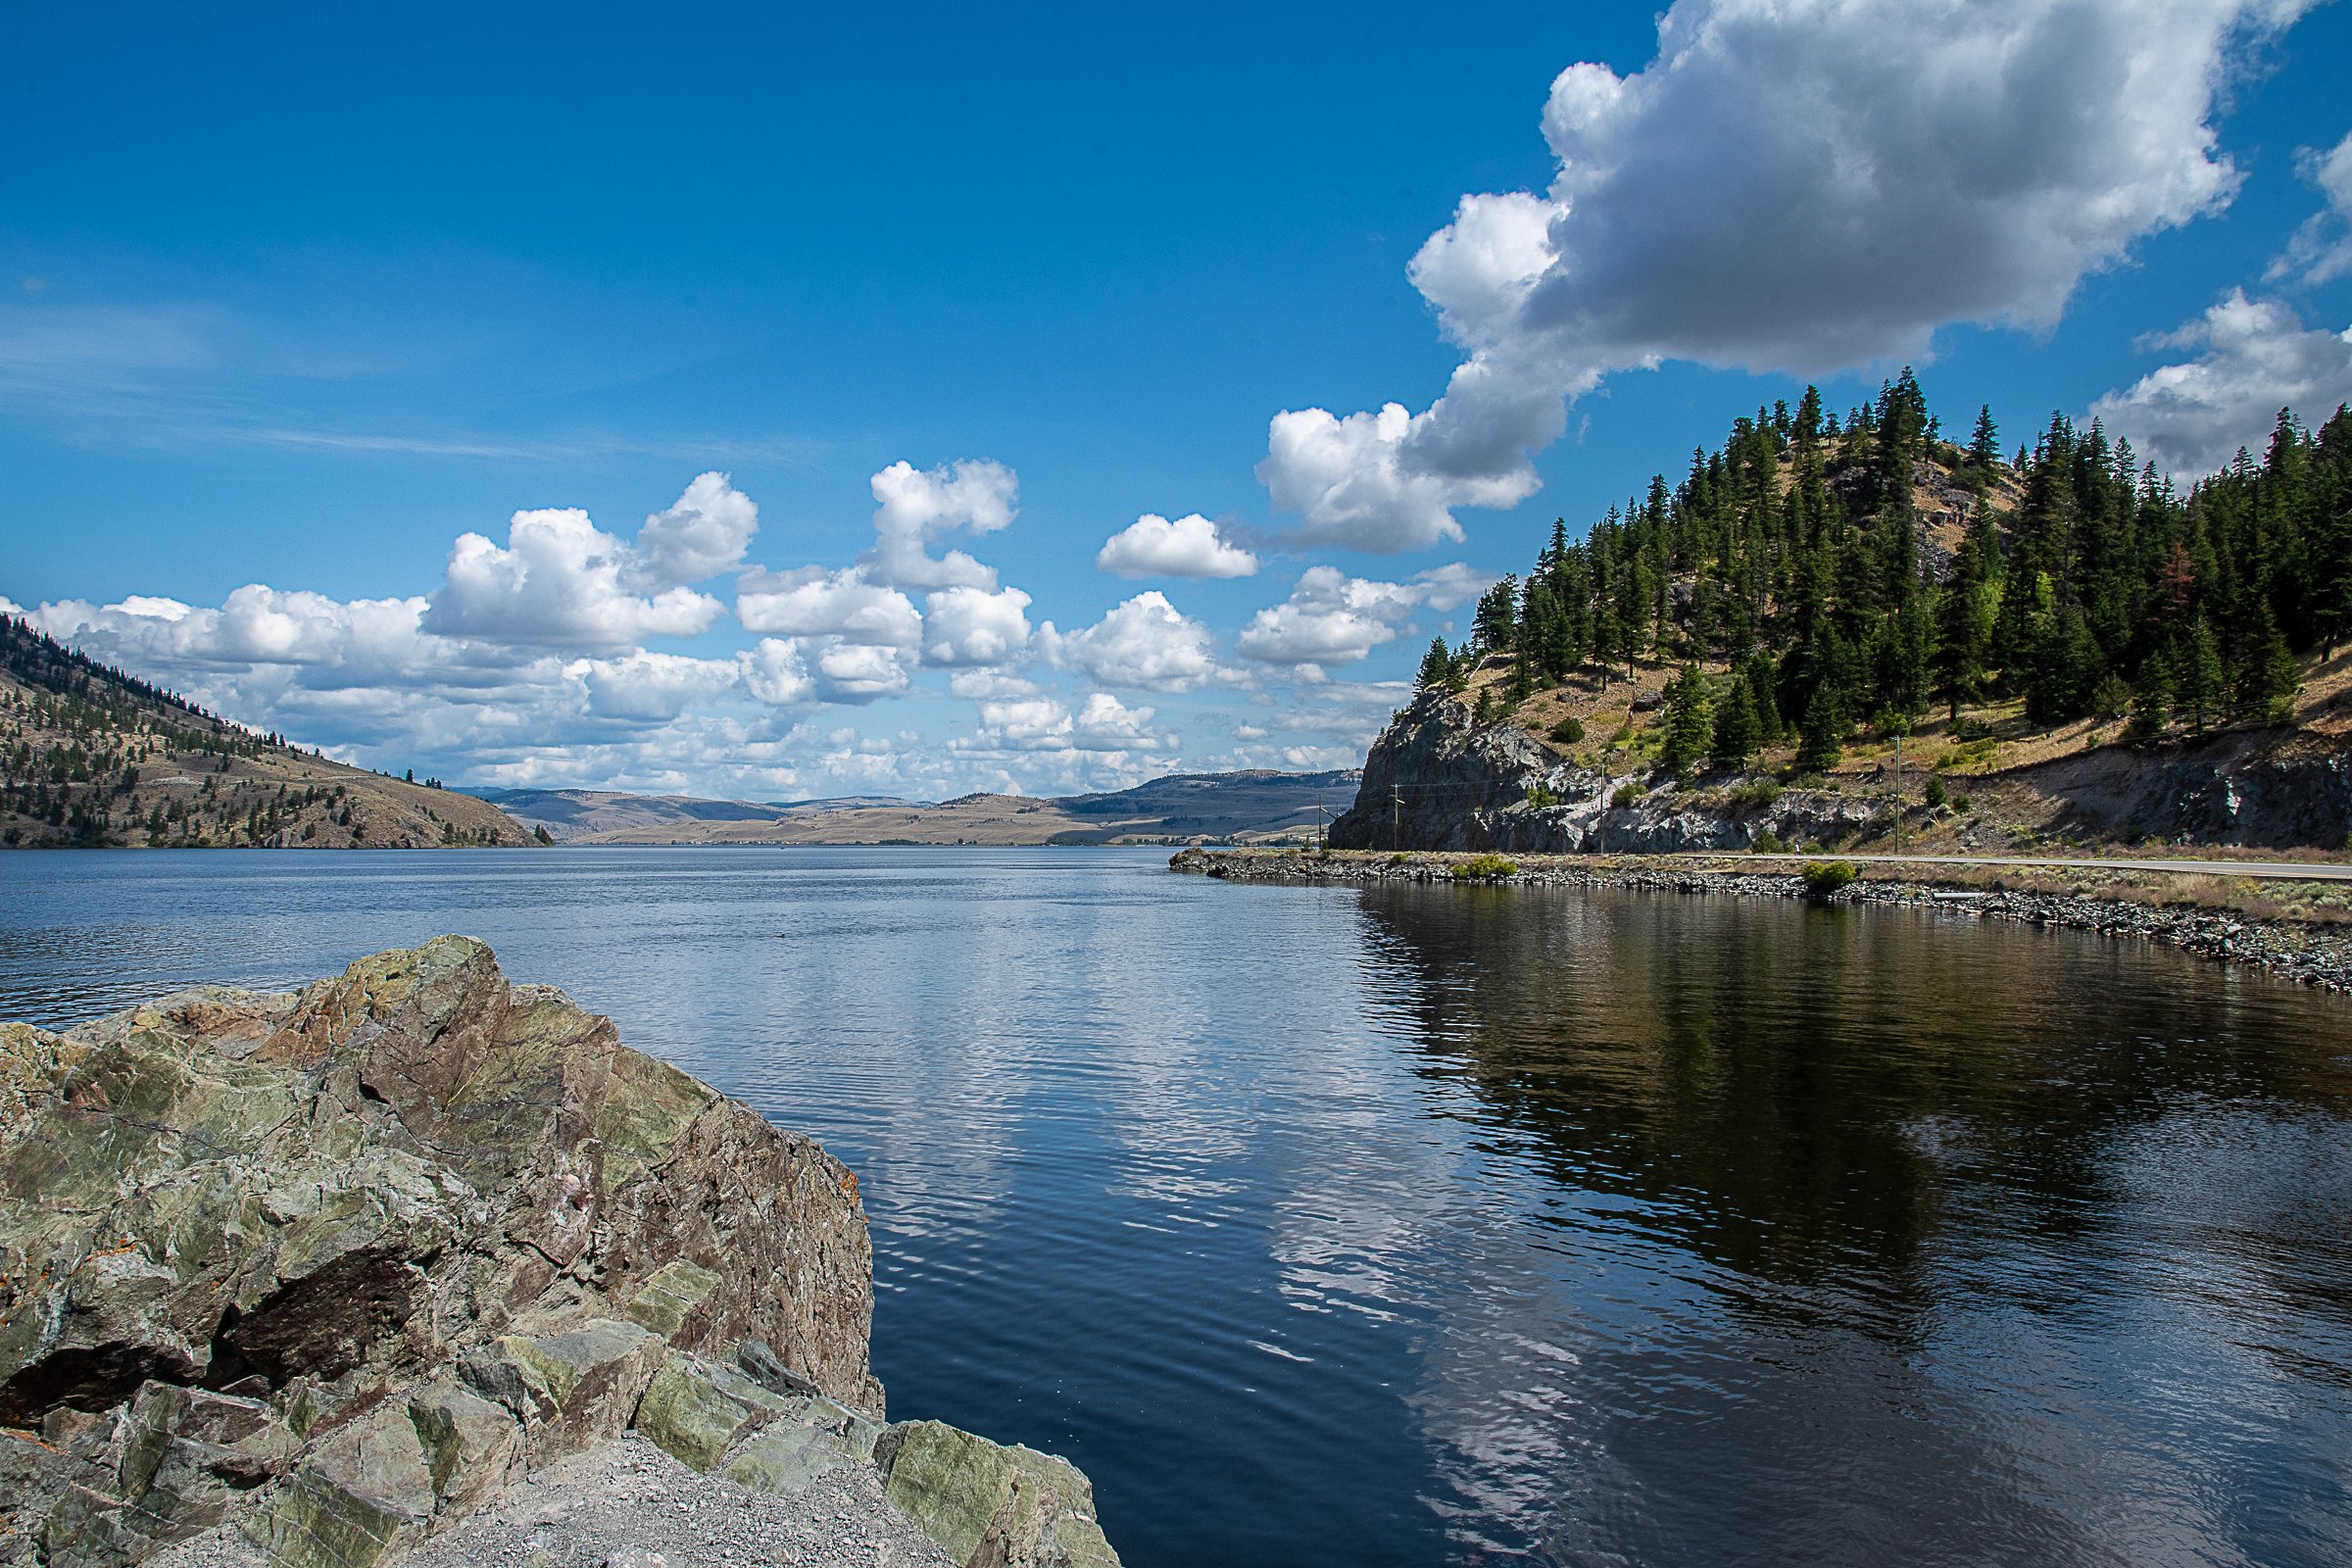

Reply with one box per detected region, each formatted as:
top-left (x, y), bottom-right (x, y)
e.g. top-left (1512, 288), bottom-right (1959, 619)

top-left (0, 937), bottom-right (1118, 1568)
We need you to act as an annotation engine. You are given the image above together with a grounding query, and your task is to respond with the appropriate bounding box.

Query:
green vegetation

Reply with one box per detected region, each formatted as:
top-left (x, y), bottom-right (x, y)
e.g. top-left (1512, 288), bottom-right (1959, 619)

top-left (1802, 860), bottom-right (1859, 898)
top-left (1415, 374), bottom-right (2352, 755)
top-left (1547, 714), bottom-right (1586, 745)
top-left (1452, 854), bottom-right (1519, 880)
top-left (1610, 781), bottom-right (1644, 810)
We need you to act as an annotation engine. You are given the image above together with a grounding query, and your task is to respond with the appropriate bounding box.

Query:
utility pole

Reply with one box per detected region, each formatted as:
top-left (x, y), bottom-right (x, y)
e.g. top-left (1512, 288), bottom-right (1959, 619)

top-left (1393, 785), bottom-right (1401, 851)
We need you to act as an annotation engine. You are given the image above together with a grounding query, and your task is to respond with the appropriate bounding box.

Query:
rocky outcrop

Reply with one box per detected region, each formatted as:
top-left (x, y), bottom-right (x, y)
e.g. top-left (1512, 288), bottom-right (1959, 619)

top-left (2021, 728), bottom-right (2352, 849)
top-left (1, 941), bottom-right (1120, 1568)
top-left (1330, 690), bottom-right (2352, 855)
top-left (1329, 691), bottom-right (1880, 855)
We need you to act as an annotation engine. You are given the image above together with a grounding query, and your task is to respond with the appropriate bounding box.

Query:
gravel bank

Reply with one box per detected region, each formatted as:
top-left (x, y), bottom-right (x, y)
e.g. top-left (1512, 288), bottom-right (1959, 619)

top-left (1173, 849), bottom-right (2352, 994)
top-left (148, 1436), bottom-right (956, 1568)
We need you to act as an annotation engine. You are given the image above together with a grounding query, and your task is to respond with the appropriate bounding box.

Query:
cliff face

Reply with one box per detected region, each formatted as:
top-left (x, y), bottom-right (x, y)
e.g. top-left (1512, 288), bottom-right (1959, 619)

top-left (0, 941), bottom-right (1119, 1568)
top-left (1328, 691), bottom-right (2352, 855)
top-left (1329, 692), bottom-right (1883, 854)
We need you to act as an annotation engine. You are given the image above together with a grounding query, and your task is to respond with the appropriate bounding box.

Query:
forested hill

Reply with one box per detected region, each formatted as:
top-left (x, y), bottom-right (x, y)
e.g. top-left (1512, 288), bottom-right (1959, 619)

top-left (1420, 374), bottom-right (2352, 776)
top-left (0, 615), bottom-right (535, 849)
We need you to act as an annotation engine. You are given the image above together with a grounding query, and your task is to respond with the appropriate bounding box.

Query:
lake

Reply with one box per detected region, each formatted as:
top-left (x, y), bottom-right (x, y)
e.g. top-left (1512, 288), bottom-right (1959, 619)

top-left (4, 846), bottom-right (2350, 1567)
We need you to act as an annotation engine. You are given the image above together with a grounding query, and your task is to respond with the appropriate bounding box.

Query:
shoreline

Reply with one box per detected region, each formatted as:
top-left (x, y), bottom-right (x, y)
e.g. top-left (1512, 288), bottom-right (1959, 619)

top-left (1171, 848), bottom-right (2352, 995)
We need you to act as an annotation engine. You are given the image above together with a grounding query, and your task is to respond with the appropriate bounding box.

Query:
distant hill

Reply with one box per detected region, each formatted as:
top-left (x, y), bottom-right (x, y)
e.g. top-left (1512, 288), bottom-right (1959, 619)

top-left (1, 615), bottom-right (537, 850)
top-left (509, 769), bottom-right (1361, 846)
top-left (465, 788), bottom-right (932, 842)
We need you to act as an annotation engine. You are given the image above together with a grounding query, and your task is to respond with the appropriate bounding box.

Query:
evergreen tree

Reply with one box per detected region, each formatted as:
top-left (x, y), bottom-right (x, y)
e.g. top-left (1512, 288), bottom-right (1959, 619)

top-left (1967, 405), bottom-right (2000, 474)
top-left (1416, 638), bottom-right (1452, 691)
top-left (2177, 618), bottom-right (2224, 733)
top-left (1659, 663), bottom-right (1714, 777)
top-left (1796, 683), bottom-right (1844, 772)
top-left (1710, 677), bottom-right (1761, 772)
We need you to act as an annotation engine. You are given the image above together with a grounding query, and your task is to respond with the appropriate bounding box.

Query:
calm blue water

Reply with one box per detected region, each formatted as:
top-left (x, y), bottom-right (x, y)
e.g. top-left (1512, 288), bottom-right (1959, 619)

top-left (5, 847), bottom-right (2352, 1567)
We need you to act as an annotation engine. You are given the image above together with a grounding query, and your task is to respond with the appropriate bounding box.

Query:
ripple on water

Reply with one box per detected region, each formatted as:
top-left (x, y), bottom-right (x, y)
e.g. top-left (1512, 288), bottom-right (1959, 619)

top-left (5, 848), bottom-right (2352, 1567)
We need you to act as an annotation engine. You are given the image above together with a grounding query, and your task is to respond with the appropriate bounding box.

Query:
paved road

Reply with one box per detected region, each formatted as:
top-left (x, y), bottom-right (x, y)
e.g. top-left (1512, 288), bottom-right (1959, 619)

top-left (1718, 852), bottom-right (2352, 883)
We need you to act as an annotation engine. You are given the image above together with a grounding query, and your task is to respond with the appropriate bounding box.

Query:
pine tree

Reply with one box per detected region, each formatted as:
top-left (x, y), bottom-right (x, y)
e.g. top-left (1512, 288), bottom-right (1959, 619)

top-left (1710, 677), bottom-right (1761, 772)
top-left (2177, 618), bottom-right (2224, 733)
top-left (1416, 638), bottom-right (1452, 691)
top-left (1659, 663), bottom-right (1714, 777)
top-left (1796, 683), bottom-right (1844, 772)
top-left (1967, 405), bottom-right (2000, 474)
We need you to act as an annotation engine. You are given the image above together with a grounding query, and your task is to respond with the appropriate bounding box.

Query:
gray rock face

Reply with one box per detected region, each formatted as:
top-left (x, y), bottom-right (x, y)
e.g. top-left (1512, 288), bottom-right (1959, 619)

top-left (1334, 690), bottom-right (2352, 855)
top-left (1329, 691), bottom-right (1878, 855)
top-left (0, 939), bottom-right (875, 1565)
top-left (2, 940), bottom-right (1123, 1568)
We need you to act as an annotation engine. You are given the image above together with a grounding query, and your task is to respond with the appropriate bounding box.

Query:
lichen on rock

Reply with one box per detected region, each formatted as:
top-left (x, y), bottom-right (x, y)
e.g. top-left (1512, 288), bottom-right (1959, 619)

top-left (1, 939), bottom-right (1120, 1568)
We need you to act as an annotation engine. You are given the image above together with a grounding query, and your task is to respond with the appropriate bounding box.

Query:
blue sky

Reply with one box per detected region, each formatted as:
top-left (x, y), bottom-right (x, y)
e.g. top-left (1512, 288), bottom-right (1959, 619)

top-left (6, 0), bottom-right (2350, 800)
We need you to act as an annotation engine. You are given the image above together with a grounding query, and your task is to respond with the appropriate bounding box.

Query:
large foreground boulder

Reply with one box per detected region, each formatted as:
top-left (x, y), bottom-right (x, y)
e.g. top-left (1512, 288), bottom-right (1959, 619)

top-left (0, 938), bottom-right (877, 1564)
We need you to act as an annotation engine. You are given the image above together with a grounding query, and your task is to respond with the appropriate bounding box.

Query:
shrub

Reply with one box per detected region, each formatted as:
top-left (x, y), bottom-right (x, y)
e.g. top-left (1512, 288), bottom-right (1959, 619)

top-left (1548, 715), bottom-right (1587, 745)
top-left (1952, 793), bottom-right (1973, 812)
top-left (1609, 722), bottom-right (1636, 745)
top-left (1611, 782), bottom-right (1643, 810)
top-left (1952, 715), bottom-right (1993, 741)
top-left (1751, 830), bottom-right (1788, 855)
top-left (1923, 776), bottom-right (1947, 809)
top-left (1728, 779), bottom-right (1783, 810)
top-left (1524, 783), bottom-right (1560, 808)
top-left (1802, 860), bottom-right (1858, 898)
top-left (1452, 854), bottom-right (1518, 880)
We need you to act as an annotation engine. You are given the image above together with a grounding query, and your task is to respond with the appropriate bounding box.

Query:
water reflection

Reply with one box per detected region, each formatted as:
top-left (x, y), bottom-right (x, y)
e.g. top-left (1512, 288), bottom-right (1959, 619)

top-left (3, 852), bottom-right (2350, 1566)
top-left (1351, 884), bottom-right (2352, 1566)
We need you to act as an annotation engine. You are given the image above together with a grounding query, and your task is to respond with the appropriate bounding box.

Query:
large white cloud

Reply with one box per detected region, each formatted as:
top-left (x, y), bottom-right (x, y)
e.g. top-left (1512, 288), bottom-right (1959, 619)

top-left (922, 585), bottom-right (1033, 666)
top-left (31, 586), bottom-right (466, 687)
top-left (861, 459), bottom-right (1017, 589)
top-left (738, 638), bottom-right (816, 707)
top-left (956, 692), bottom-right (1170, 757)
top-left (2270, 130), bottom-right (2352, 286)
top-left (1095, 513), bottom-right (1259, 578)
top-left (424, 472), bottom-right (761, 648)
top-left (634, 470), bottom-right (761, 584)
top-left (1258, 0), bottom-right (2315, 551)
top-left (2090, 290), bottom-right (2352, 473)
top-left (1038, 591), bottom-right (1218, 692)
top-left (735, 566), bottom-right (922, 648)
top-left (579, 650), bottom-right (741, 721)
top-left (1237, 564), bottom-right (1493, 668)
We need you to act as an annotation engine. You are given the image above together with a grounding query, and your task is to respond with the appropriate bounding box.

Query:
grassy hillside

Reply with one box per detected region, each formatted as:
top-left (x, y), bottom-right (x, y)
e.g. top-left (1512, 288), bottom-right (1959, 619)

top-left (1419, 377), bottom-right (2352, 852)
top-left (1, 616), bottom-right (538, 850)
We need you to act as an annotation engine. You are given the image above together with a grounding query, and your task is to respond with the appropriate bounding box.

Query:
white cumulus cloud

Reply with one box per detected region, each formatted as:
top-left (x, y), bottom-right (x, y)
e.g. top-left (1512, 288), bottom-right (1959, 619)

top-left (634, 470), bottom-right (761, 584)
top-left (922, 585), bottom-right (1033, 666)
top-left (735, 567), bottom-right (923, 649)
top-left (2089, 290), bottom-right (2352, 473)
top-left (579, 651), bottom-right (741, 721)
top-left (1038, 591), bottom-right (1217, 692)
top-left (861, 459), bottom-right (1017, 589)
top-left (1095, 513), bottom-right (1259, 578)
top-left (1237, 564), bottom-right (1492, 668)
top-left (1258, 0), bottom-right (2315, 551)
top-left (426, 505), bottom-right (720, 649)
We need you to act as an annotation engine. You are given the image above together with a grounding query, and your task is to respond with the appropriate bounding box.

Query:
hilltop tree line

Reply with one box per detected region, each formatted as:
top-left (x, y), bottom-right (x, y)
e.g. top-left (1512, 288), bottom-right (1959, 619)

top-left (1417, 373), bottom-right (2352, 773)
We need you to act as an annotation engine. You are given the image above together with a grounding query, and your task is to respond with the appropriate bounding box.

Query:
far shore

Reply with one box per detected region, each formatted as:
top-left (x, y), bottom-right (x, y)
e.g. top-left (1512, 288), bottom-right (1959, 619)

top-left (1172, 847), bottom-right (2352, 995)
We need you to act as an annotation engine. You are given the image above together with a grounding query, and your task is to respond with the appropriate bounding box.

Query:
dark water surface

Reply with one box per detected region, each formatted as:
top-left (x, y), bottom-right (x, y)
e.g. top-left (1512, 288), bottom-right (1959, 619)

top-left (4, 847), bottom-right (2351, 1567)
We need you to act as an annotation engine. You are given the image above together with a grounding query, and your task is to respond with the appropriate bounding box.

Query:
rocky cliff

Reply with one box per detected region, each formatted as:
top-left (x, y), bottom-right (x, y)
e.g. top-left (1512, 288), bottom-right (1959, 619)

top-left (0, 940), bottom-right (1117, 1568)
top-left (1330, 691), bottom-right (1885, 854)
top-left (1332, 690), bottom-right (2352, 855)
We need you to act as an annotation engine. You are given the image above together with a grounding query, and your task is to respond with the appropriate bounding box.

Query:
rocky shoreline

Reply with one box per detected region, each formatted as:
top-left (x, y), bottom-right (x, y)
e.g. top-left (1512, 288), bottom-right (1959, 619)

top-left (1, 938), bottom-right (1119, 1568)
top-left (1172, 848), bottom-right (2352, 995)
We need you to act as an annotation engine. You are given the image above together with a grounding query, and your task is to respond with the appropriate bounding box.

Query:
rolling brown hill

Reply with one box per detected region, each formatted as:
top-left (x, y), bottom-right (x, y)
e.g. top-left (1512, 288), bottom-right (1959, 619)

top-left (0, 615), bottom-right (537, 850)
